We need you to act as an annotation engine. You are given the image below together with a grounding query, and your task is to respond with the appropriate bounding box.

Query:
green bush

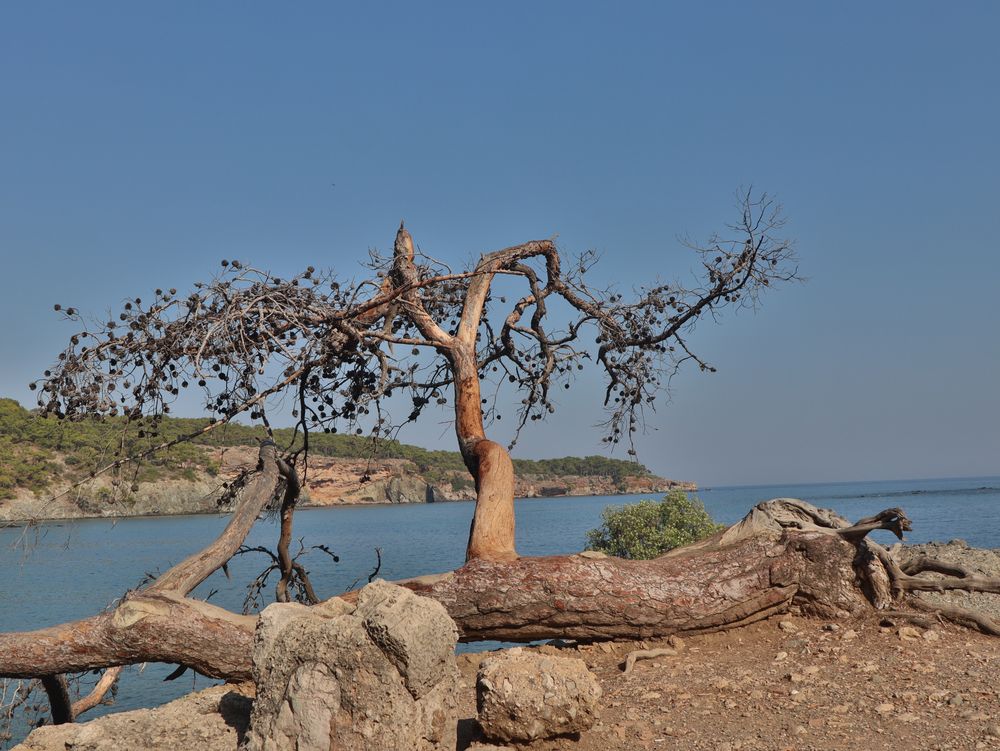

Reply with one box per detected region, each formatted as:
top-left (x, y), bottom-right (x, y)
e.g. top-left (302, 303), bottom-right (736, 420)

top-left (585, 489), bottom-right (723, 559)
top-left (0, 436), bottom-right (59, 499)
top-left (449, 475), bottom-right (474, 492)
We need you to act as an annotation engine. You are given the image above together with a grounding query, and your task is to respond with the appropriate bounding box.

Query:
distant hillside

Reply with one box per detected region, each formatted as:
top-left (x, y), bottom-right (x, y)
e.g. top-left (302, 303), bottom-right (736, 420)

top-left (0, 398), bottom-right (693, 521)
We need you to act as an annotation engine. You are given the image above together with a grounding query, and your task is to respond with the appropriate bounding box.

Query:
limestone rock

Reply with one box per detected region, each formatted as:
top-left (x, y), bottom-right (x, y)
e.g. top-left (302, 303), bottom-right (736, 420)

top-left (14, 684), bottom-right (252, 751)
top-left (356, 579), bottom-right (458, 700)
top-left (476, 648), bottom-right (601, 743)
top-left (243, 580), bottom-right (459, 751)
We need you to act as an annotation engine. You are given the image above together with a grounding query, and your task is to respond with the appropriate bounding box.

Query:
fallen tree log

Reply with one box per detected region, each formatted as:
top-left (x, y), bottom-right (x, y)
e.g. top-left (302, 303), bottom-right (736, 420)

top-left (0, 593), bottom-right (257, 681)
top-left (395, 526), bottom-right (867, 642)
top-left (2, 492), bottom-right (998, 698)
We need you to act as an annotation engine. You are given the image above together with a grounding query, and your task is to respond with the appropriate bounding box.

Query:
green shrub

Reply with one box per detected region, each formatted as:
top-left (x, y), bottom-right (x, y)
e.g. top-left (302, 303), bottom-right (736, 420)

top-left (585, 489), bottom-right (723, 559)
top-left (449, 475), bottom-right (474, 492)
top-left (0, 436), bottom-right (59, 498)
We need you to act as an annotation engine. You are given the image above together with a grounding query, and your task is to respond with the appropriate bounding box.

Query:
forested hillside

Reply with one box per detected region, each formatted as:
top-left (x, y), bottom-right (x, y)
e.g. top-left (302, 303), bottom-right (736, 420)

top-left (0, 399), bottom-right (674, 510)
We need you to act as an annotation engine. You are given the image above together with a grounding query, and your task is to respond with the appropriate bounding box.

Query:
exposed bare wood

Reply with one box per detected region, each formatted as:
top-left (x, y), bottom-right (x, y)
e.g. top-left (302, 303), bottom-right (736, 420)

top-left (622, 648), bottom-right (678, 674)
top-left (907, 596), bottom-right (1000, 637)
top-left (464, 439), bottom-right (516, 561)
top-left (835, 507), bottom-right (912, 543)
top-left (70, 666), bottom-right (122, 718)
top-left (151, 442), bottom-right (281, 594)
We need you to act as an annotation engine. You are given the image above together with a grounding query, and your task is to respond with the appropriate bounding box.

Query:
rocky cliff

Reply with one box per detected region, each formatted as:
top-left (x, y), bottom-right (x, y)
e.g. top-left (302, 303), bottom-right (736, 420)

top-left (0, 445), bottom-right (694, 523)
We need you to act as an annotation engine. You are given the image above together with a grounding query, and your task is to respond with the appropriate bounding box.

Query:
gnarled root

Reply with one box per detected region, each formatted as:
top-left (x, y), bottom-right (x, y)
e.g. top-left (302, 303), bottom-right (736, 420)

top-left (736, 499), bottom-right (1000, 637)
top-left (621, 648), bottom-right (679, 674)
top-left (866, 544), bottom-right (1000, 622)
top-left (905, 596), bottom-right (1000, 636)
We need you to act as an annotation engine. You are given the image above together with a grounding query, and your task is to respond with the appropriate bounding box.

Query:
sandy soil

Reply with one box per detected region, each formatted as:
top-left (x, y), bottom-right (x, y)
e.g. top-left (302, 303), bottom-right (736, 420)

top-left (455, 542), bottom-right (1000, 751)
top-left (456, 615), bottom-right (1000, 751)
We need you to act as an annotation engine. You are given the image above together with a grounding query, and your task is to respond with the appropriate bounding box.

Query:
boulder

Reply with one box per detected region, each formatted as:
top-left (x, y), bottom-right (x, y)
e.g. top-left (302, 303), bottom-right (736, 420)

top-left (13, 684), bottom-right (252, 751)
top-left (355, 579), bottom-right (457, 699)
top-left (476, 648), bottom-right (601, 743)
top-left (243, 580), bottom-right (459, 751)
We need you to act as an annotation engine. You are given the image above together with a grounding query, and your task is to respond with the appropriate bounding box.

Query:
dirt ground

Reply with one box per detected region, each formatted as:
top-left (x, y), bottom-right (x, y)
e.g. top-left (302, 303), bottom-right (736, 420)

top-left (456, 614), bottom-right (1000, 751)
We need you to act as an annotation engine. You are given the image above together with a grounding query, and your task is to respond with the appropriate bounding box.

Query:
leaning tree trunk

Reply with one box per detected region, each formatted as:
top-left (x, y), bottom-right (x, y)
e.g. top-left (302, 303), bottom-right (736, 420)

top-left (0, 504), bottom-right (852, 681)
top-left (451, 347), bottom-right (516, 563)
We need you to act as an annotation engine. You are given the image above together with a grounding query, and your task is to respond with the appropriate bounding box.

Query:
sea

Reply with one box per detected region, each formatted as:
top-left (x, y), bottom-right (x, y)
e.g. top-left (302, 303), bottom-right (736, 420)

top-left (1, 475), bottom-right (998, 744)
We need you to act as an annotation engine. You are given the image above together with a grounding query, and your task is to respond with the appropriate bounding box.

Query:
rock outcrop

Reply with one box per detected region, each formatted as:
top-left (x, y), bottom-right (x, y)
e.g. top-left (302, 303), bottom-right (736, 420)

top-left (13, 684), bottom-right (252, 751)
top-left (476, 648), bottom-right (602, 743)
top-left (1, 440), bottom-right (694, 522)
top-left (14, 582), bottom-right (460, 751)
top-left (243, 580), bottom-right (460, 751)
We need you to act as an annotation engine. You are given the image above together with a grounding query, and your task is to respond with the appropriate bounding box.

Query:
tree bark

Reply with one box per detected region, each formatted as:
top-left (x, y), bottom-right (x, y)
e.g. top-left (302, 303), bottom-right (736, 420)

top-left (0, 587), bottom-right (257, 681)
top-left (451, 348), bottom-right (516, 562)
top-left (400, 526), bottom-right (868, 642)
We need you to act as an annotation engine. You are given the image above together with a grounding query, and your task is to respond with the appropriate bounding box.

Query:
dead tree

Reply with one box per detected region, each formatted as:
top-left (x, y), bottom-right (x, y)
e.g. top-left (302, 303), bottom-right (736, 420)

top-left (5, 189), bottom-right (997, 728)
top-left (29, 190), bottom-right (797, 561)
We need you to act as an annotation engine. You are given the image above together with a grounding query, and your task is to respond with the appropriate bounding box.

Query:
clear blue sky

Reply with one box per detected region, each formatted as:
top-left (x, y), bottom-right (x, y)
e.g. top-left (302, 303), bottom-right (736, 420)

top-left (1, 2), bottom-right (997, 486)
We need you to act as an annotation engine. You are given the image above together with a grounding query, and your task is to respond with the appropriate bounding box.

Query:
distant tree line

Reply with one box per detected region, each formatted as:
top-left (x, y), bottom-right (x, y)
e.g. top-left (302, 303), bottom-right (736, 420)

top-left (0, 398), bottom-right (652, 499)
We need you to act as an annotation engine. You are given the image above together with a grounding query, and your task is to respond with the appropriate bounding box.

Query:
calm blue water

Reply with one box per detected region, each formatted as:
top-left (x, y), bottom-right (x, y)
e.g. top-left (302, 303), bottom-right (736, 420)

top-left (1, 475), bottom-right (998, 741)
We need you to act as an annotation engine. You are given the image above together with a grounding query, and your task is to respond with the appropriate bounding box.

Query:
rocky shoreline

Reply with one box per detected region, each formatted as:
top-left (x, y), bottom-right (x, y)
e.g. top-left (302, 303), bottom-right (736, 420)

top-left (0, 446), bottom-right (694, 523)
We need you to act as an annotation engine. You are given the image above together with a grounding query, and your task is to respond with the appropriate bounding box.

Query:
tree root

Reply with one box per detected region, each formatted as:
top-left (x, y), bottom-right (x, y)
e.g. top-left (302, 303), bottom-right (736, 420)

top-left (862, 542), bottom-right (1000, 634)
top-left (621, 648), bottom-right (678, 674)
top-left (906, 597), bottom-right (1000, 637)
top-left (727, 500), bottom-right (1000, 639)
top-left (877, 610), bottom-right (938, 630)
top-left (895, 555), bottom-right (1000, 594)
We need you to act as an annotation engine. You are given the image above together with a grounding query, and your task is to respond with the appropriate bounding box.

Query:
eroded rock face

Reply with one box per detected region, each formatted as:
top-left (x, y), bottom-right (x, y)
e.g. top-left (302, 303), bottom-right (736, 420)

top-left (243, 580), bottom-right (459, 751)
top-left (476, 648), bottom-right (601, 743)
top-left (13, 684), bottom-right (252, 751)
